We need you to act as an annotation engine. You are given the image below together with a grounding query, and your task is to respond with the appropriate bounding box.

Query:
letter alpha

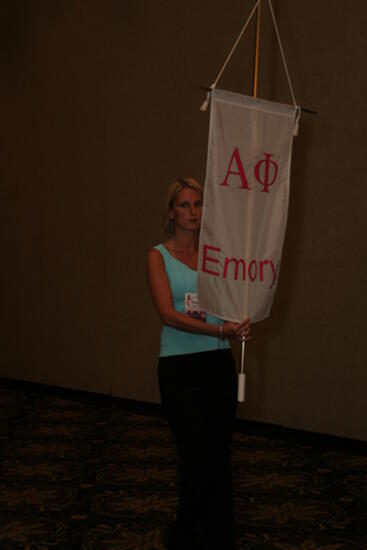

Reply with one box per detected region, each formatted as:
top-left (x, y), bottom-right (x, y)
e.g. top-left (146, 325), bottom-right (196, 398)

top-left (202, 244), bottom-right (220, 276)
top-left (220, 147), bottom-right (251, 190)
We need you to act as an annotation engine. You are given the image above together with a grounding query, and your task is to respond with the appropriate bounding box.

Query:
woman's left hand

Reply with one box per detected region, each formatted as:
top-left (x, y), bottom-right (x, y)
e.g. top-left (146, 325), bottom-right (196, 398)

top-left (223, 317), bottom-right (251, 341)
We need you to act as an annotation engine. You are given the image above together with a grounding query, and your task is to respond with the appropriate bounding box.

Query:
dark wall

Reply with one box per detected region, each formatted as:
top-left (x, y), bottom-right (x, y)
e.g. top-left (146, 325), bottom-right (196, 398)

top-left (1, 1), bottom-right (366, 440)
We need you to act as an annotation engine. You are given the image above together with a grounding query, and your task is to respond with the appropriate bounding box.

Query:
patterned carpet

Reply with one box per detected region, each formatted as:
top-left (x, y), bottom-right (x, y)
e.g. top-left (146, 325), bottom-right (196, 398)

top-left (0, 378), bottom-right (366, 549)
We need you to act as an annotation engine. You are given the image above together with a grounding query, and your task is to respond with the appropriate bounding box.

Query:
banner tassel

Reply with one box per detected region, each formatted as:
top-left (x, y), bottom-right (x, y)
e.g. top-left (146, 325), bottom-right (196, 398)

top-left (200, 88), bottom-right (212, 112)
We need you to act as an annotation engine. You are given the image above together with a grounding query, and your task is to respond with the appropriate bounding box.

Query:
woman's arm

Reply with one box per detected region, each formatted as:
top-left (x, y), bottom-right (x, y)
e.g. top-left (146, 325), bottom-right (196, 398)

top-left (146, 248), bottom-right (250, 340)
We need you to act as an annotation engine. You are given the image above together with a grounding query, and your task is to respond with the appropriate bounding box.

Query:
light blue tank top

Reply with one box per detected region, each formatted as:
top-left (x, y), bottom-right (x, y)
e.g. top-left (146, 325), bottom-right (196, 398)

top-left (154, 244), bottom-right (230, 357)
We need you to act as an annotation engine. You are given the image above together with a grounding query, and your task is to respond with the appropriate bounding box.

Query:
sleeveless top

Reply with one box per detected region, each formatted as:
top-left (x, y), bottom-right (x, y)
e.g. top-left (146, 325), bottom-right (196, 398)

top-left (154, 244), bottom-right (230, 357)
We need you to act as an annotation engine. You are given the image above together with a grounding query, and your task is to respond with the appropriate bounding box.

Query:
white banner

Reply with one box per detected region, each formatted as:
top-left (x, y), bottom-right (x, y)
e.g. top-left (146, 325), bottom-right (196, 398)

top-left (198, 89), bottom-right (299, 323)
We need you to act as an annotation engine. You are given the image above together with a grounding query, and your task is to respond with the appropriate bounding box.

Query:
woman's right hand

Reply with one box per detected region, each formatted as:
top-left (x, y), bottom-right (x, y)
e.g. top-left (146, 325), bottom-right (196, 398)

top-left (222, 317), bottom-right (251, 341)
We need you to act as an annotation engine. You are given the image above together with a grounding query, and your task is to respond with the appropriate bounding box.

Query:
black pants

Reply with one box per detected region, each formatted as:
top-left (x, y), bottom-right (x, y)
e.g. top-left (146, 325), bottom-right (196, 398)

top-left (158, 349), bottom-right (237, 550)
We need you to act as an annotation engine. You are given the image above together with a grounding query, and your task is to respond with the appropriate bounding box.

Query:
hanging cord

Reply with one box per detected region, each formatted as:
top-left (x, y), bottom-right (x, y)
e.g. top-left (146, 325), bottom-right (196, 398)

top-left (212, 0), bottom-right (260, 90)
top-left (267, 0), bottom-right (301, 134)
top-left (200, 0), bottom-right (260, 111)
top-left (267, 0), bottom-right (296, 106)
top-left (200, 0), bottom-right (303, 135)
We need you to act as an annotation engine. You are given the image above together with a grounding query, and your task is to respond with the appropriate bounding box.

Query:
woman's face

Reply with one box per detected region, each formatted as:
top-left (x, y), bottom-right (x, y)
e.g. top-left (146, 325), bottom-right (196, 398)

top-left (170, 188), bottom-right (203, 233)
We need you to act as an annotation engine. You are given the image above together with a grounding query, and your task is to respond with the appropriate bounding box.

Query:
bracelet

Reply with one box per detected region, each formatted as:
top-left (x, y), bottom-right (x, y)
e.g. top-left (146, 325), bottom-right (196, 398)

top-left (219, 325), bottom-right (224, 339)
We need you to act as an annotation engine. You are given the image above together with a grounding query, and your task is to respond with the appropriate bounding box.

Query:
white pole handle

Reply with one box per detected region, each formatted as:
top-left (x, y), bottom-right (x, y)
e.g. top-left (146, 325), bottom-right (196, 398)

top-left (238, 372), bottom-right (246, 402)
top-left (238, 337), bottom-right (246, 402)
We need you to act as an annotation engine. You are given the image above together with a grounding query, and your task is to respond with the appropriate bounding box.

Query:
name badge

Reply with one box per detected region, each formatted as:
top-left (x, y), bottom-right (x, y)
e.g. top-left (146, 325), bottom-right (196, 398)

top-left (185, 292), bottom-right (206, 321)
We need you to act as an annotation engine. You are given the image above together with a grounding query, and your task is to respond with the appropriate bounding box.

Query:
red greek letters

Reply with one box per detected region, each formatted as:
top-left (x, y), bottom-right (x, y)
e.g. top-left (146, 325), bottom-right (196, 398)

top-left (220, 147), bottom-right (251, 190)
top-left (254, 153), bottom-right (278, 193)
top-left (221, 148), bottom-right (279, 194)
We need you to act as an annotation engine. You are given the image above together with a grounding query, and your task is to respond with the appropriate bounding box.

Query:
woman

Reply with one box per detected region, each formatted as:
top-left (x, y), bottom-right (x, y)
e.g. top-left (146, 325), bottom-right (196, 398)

top-left (147, 178), bottom-right (250, 550)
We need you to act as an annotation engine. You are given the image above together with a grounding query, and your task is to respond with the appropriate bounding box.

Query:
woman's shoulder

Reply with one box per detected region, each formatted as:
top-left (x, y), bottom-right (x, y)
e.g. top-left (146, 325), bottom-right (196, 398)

top-left (148, 241), bottom-right (175, 272)
top-left (149, 243), bottom-right (163, 254)
top-left (150, 241), bottom-right (172, 256)
top-left (147, 244), bottom-right (171, 277)
top-left (148, 243), bottom-right (167, 263)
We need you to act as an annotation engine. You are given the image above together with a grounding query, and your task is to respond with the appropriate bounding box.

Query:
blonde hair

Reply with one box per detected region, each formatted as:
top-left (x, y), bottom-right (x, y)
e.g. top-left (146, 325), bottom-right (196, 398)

top-left (164, 178), bottom-right (203, 234)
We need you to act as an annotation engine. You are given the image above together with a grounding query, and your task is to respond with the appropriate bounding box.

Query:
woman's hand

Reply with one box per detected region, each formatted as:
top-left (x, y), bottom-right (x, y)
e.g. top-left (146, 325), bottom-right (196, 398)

top-left (222, 317), bottom-right (251, 341)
